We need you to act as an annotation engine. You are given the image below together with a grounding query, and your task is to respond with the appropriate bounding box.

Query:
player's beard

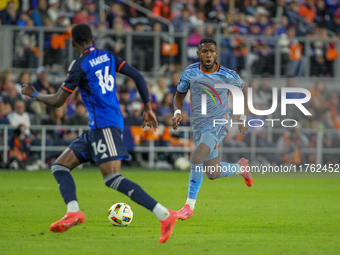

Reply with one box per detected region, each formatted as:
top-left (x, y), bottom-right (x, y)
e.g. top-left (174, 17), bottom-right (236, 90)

top-left (201, 60), bottom-right (215, 71)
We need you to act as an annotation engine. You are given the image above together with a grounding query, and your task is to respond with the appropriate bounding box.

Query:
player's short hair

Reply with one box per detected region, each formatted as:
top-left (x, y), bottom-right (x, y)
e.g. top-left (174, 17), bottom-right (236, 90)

top-left (199, 37), bottom-right (217, 47)
top-left (72, 24), bottom-right (93, 46)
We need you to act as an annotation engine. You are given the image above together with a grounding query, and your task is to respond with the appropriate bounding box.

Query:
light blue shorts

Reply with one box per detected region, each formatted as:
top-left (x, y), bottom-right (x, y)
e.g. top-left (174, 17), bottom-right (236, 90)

top-left (193, 124), bottom-right (229, 162)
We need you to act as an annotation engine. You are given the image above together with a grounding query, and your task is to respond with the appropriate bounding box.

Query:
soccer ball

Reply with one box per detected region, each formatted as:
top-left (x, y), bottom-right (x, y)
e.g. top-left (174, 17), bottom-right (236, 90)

top-left (174, 157), bottom-right (190, 171)
top-left (108, 203), bottom-right (133, 226)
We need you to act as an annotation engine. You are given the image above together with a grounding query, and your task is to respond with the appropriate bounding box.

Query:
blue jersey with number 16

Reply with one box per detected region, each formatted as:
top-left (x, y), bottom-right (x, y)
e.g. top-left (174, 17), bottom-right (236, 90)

top-left (61, 46), bottom-right (126, 131)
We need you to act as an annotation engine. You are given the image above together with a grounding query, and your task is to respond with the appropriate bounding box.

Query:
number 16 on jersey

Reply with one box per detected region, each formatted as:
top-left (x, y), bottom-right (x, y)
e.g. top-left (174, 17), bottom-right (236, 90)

top-left (95, 66), bottom-right (115, 94)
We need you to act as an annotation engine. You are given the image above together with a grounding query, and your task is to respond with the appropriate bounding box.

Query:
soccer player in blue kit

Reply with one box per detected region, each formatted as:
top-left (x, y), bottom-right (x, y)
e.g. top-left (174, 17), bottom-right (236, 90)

top-left (172, 38), bottom-right (253, 220)
top-left (22, 24), bottom-right (177, 243)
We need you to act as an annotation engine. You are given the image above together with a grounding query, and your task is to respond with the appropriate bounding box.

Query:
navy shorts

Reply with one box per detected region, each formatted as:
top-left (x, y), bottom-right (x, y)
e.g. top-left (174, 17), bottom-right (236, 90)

top-left (69, 126), bottom-right (129, 165)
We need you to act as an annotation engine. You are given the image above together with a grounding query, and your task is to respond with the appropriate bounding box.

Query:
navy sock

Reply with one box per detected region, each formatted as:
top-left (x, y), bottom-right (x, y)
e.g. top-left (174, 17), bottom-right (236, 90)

top-left (104, 173), bottom-right (158, 211)
top-left (51, 164), bottom-right (77, 204)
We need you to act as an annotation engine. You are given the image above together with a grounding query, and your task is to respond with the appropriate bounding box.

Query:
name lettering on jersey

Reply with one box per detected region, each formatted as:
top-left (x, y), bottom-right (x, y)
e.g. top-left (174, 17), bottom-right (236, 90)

top-left (89, 54), bottom-right (110, 67)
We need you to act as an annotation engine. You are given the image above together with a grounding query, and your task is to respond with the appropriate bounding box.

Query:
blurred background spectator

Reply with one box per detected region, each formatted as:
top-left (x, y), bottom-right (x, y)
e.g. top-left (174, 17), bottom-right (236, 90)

top-left (8, 100), bottom-right (31, 135)
top-left (0, 1), bottom-right (17, 25)
top-left (31, 0), bottom-right (49, 27)
top-left (8, 124), bottom-right (32, 169)
top-left (152, 76), bottom-right (167, 103)
top-left (32, 67), bottom-right (55, 94)
top-left (67, 102), bottom-right (89, 126)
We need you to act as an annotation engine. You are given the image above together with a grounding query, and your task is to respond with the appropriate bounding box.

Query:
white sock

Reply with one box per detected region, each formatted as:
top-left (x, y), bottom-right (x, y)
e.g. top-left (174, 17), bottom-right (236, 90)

top-left (152, 203), bottom-right (169, 220)
top-left (186, 198), bottom-right (196, 211)
top-left (67, 200), bottom-right (80, 213)
top-left (235, 164), bottom-right (243, 175)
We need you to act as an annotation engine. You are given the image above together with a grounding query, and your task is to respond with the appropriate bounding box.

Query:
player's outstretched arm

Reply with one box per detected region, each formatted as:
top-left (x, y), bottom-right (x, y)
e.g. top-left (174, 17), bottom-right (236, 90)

top-left (22, 84), bottom-right (70, 108)
top-left (172, 92), bottom-right (187, 131)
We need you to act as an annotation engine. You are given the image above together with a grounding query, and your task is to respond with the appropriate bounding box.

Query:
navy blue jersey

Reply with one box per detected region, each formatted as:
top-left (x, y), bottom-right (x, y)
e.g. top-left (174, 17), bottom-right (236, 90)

top-left (61, 47), bottom-right (126, 131)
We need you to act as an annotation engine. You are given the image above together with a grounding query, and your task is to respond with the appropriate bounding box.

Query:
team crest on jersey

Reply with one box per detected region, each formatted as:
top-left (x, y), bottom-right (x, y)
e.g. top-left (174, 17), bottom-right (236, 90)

top-left (214, 79), bottom-right (223, 86)
top-left (214, 79), bottom-right (228, 95)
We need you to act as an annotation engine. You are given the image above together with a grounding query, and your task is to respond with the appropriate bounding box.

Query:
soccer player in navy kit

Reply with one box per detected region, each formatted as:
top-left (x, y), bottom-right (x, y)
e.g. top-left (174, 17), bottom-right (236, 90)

top-left (22, 24), bottom-right (177, 243)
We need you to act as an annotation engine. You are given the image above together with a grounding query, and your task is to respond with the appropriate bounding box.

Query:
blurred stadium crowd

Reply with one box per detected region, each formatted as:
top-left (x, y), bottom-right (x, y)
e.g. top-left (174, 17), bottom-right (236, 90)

top-left (1, 68), bottom-right (340, 168)
top-left (1, 0), bottom-right (340, 75)
top-left (1, 0), bottom-right (340, 169)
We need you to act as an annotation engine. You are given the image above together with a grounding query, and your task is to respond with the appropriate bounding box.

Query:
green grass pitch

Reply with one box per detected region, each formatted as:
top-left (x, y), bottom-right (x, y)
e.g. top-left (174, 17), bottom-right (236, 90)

top-left (0, 168), bottom-right (339, 255)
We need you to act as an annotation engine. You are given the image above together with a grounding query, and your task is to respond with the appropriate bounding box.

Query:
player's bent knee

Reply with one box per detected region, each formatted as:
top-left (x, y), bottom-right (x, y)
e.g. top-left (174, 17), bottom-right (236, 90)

top-left (54, 148), bottom-right (80, 170)
top-left (51, 164), bottom-right (70, 174)
top-left (104, 172), bottom-right (124, 189)
top-left (206, 171), bottom-right (219, 180)
top-left (190, 154), bottom-right (204, 165)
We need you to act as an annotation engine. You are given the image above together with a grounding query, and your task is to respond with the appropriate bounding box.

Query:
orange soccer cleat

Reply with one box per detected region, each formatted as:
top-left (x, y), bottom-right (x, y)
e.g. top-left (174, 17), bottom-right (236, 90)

top-left (238, 158), bottom-right (253, 187)
top-left (159, 210), bottom-right (177, 243)
top-left (177, 204), bottom-right (194, 220)
top-left (50, 211), bottom-right (85, 233)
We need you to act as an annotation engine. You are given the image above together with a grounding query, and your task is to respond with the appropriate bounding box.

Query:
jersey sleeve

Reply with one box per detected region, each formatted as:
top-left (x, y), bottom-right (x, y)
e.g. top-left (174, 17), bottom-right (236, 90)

top-left (177, 70), bottom-right (190, 94)
top-left (61, 60), bottom-right (83, 93)
top-left (118, 61), bottom-right (150, 104)
top-left (113, 54), bottom-right (126, 72)
top-left (237, 74), bottom-right (246, 92)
